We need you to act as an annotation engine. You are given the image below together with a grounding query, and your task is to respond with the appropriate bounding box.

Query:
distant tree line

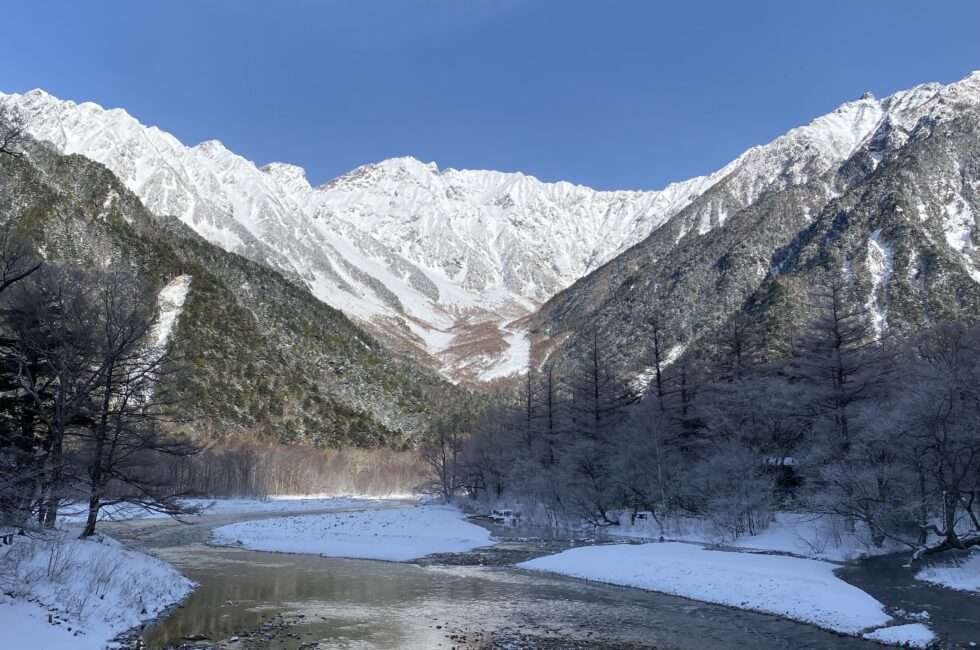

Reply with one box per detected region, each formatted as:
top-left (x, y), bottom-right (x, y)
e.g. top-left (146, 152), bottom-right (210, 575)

top-left (159, 442), bottom-right (423, 497)
top-left (430, 272), bottom-right (980, 558)
top-left (0, 226), bottom-right (199, 537)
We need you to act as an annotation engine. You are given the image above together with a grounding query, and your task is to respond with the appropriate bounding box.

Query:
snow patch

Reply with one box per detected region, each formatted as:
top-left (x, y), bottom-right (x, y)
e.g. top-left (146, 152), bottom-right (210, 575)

top-left (479, 326), bottom-right (531, 381)
top-left (862, 623), bottom-right (936, 648)
top-left (631, 344), bottom-right (687, 393)
top-left (612, 512), bottom-right (909, 562)
top-left (519, 542), bottom-right (892, 635)
top-left (152, 275), bottom-right (191, 348)
top-left (212, 505), bottom-right (494, 561)
top-left (943, 195), bottom-right (980, 282)
top-left (866, 230), bottom-right (893, 336)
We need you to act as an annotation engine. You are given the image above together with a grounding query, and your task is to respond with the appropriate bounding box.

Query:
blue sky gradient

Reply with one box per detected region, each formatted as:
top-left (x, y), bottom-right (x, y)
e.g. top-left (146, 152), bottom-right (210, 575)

top-left (2, 1), bottom-right (978, 189)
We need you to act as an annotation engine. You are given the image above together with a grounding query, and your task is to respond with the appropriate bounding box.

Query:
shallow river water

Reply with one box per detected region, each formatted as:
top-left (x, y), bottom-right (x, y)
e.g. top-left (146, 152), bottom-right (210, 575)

top-left (108, 509), bottom-right (976, 649)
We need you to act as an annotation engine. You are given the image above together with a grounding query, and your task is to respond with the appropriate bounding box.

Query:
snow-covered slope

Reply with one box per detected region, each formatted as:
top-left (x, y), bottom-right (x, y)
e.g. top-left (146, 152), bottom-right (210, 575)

top-left (3, 72), bottom-right (977, 381)
top-left (529, 71), bottom-right (980, 376)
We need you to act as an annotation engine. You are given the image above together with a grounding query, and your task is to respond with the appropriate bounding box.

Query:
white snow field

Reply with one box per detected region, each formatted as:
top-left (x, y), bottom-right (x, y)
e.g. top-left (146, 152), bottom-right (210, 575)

top-left (0, 531), bottom-right (193, 650)
top-left (212, 505), bottom-right (494, 561)
top-left (862, 623), bottom-right (936, 648)
top-left (916, 550), bottom-right (980, 593)
top-left (519, 542), bottom-right (920, 639)
top-left (56, 494), bottom-right (392, 524)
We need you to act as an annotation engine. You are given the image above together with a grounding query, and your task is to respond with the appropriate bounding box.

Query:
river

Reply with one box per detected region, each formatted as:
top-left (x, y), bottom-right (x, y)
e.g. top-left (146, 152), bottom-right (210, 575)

top-left (105, 505), bottom-right (976, 649)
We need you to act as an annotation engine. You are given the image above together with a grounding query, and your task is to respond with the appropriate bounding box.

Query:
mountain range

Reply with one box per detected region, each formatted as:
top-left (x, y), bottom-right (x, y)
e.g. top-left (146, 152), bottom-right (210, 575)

top-left (2, 70), bottom-right (979, 397)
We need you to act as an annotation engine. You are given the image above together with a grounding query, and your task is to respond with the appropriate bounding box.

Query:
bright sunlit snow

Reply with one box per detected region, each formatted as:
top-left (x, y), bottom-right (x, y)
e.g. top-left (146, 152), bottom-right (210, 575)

top-left (519, 542), bottom-right (893, 635)
top-left (862, 623), bottom-right (936, 648)
top-left (0, 531), bottom-right (193, 650)
top-left (211, 505), bottom-right (494, 561)
top-left (866, 229), bottom-right (893, 336)
top-left (152, 274), bottom-right (192, 348)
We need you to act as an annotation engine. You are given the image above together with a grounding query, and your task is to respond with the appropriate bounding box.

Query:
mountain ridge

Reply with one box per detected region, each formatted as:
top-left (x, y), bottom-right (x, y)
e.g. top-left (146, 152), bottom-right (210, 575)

top-left (3, 71), bottom-right (979, 383)
top-left (0, 134), bottom-right (459, 445)
top-left (528, 71), bottom-right (980, 378)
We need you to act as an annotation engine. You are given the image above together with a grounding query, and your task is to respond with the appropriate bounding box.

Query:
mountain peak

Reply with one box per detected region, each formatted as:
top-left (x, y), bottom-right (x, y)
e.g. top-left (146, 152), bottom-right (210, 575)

top-left (5, 72), bottom-right (979, 383)
top-left (262, 162), bottom-right (311, 192)
top-left (25, 88), bottom-right (54, 100)
top-left (376, 155), bottom-right (440, 175)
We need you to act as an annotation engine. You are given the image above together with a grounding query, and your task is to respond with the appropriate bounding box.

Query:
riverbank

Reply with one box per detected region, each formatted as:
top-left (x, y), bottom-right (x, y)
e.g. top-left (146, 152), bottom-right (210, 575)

top-left (0, 529), bottom-right (193, 650)
top-left (8, 498), bottom-right (975, 649)
top-left (0, 496), bottom-right (403, 650)
top-left (518, 542), bottom-right (935, 646)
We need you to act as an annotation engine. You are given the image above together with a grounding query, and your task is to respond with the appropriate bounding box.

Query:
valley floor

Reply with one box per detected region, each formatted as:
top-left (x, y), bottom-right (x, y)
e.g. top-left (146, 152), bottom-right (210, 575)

top-left (208, 502), bottom-right (975, 647)
top-left (3, 499), bottom-right (977, 649)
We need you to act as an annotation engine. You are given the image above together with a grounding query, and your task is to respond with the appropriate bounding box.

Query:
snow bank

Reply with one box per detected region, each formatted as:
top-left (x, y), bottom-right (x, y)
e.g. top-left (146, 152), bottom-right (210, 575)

top-left (0, 532), bottom-right (193, 650)
top-left (519, 542), bottom-right (892, 635)
top-left (863, 623), bottom-right (936, 648)
top-left (916, 551), bottom-right (980, 593)
top-left (212, 505), bottom-right (494, 561)
top-left (611, 512), bottom-right (902, 561)
top-left (57, 495), bottom-right (389, 524)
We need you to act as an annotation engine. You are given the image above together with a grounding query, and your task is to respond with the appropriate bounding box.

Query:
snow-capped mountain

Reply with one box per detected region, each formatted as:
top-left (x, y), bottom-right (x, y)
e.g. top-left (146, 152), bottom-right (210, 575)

top-left (530, 71), bottom-right (980, 377)
top-left (0, 89), bottom-right (715, 381)
top-left (3, 71), bottom-right (978, 382)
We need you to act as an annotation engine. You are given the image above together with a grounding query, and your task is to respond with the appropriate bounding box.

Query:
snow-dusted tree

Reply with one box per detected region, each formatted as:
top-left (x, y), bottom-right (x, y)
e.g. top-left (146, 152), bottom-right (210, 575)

top-left (421, 408), bottom-right (469, 501)
top-left (0, 227), bottom-right (41, 294)
top-left (809, 396), bottom-right (921, 548)
top-left (564, 329), bottom-right (638, 441)
top-left (559, 329), bottom-right (638, 525)
top-left (714, 308), bottom-right (762, 383)
top-left (906, 322), bottom-right (980, 556)
top-left (613, 395), bottom-right (683, 530)
top-left (689, 438), bottom-right (776, 539)
top-left (0, 105), bottom-right (25, 158)
top-left (0, 231), bottom-right (43, 526)
top-left (789, 271), bottom-right (884, 454)
top-left (77, 271), bottom-right (198, 537)
top-left (2, 266), bottom-right (101, 528)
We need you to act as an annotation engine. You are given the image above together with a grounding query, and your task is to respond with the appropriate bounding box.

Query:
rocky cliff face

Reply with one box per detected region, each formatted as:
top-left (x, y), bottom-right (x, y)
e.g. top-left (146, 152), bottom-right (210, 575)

top-left (0, 136), bottom-right (458, 446)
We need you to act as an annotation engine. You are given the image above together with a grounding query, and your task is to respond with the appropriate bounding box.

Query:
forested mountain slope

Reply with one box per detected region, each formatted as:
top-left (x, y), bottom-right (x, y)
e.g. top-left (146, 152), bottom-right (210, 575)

top-left (0, 135), bottom-right (457, 446)
top-left (529, 71), bottom-right (980, 373)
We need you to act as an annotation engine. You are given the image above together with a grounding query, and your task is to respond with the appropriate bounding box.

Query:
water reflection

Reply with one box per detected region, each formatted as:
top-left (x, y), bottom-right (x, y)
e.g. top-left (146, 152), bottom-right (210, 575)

top-left (145, 544), bottom-right (882, 650)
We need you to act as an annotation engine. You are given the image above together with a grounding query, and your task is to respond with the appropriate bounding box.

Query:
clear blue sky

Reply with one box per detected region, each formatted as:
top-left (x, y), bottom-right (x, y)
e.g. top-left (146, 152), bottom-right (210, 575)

top-left (2, 1), bottom-right (978, 190)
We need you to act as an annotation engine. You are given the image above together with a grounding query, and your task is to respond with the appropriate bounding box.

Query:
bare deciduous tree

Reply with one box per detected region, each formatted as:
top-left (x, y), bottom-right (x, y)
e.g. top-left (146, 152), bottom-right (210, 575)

top-left (0, 105), bottom-right (25, 158)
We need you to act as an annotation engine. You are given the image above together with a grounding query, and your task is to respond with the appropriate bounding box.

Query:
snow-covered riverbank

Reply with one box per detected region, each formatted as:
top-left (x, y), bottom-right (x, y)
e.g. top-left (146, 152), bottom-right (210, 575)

top-left (519, 542), bottom-right (936, 647)
top-left (917, 550), bottom-right (980, 594)
top-left (0, 496), bottom-right (404, 650)
top-left (0, 531), bottom-right (194, 650)
top-left (608, 511), bottom-right (906, 562)
top-left (212, 504), bottom-right (494, 561)
top-left (57, 494), bottom-right (393, 524)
